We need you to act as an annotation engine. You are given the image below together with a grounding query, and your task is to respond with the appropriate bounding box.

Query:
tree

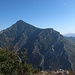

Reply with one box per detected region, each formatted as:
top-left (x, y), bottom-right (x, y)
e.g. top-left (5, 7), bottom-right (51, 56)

top-left (19, 48), bottom-right (34, 75)
top-left (0, 48), bottom-right (34, 75)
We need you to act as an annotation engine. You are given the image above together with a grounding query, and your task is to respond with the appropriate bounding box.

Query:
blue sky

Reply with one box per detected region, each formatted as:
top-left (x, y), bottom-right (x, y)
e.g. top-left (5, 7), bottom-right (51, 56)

top-left (0, 0), bottom-right (75, 34)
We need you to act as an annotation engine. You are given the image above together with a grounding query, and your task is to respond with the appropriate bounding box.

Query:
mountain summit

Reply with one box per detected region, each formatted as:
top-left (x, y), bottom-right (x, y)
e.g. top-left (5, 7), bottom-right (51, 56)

top-left (0, 20), bottom-right (75, 70)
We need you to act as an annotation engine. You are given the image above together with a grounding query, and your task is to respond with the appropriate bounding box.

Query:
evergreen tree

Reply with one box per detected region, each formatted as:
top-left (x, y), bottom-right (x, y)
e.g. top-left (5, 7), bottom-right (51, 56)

top-left (0, 48), bottom-right (34, 75)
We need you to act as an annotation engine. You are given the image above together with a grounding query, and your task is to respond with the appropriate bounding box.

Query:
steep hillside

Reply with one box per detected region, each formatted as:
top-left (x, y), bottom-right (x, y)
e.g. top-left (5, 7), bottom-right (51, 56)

top-left (0, 20), bottom-right (75, 70)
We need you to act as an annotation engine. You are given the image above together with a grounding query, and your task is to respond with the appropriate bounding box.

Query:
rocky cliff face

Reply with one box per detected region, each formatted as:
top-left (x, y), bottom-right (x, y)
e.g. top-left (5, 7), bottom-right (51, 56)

top-left (0, 20), bottom-right (75, 70)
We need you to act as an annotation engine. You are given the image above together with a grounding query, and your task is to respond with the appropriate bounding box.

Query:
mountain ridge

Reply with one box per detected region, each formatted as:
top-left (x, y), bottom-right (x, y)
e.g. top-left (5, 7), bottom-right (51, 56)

top-left (64, 33), bottom-right (75, 37)
top-left (0, 20), bottom-right (75, 70)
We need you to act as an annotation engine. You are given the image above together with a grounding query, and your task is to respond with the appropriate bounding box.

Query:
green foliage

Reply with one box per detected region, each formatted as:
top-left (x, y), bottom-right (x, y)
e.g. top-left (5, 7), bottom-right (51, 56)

top-left (0, 48), bottom-right (34, 75)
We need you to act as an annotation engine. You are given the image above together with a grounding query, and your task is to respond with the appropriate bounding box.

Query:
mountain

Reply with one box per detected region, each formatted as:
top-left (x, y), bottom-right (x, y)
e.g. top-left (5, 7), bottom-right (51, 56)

top-left (65, 37), bottom-right (75, 43)
top-left (64, 33), bottom-right (75, 37)
top-left (0, 20), bottom-right (75, 70)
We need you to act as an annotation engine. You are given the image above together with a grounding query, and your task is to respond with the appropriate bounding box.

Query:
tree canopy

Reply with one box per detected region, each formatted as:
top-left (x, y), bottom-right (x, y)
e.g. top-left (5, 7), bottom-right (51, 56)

top-left (0, 48), bottom-right (36, 75)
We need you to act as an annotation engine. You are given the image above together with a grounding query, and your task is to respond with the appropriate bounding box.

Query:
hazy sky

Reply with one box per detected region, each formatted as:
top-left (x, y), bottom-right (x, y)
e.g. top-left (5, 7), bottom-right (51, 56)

top-left (0, 0), bottom-right (75, 34)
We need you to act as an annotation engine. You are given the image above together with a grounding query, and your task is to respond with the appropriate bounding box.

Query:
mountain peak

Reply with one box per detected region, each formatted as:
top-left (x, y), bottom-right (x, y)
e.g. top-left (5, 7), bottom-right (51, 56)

top-left (17, 19), bottom-right (25, 22)
top-left (16, 20), bottom-right (26, 24)
top-left (15, 20), bottom-right (35, 28)
top-left (12, 20), bottom-right (33, 29)
top-left (0, 20), bottom-right (75, 70)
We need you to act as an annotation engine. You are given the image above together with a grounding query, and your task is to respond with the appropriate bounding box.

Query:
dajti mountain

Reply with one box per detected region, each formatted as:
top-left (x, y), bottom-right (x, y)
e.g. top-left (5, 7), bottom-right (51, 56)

top-left (0, 20), bottom-right (75, 70)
